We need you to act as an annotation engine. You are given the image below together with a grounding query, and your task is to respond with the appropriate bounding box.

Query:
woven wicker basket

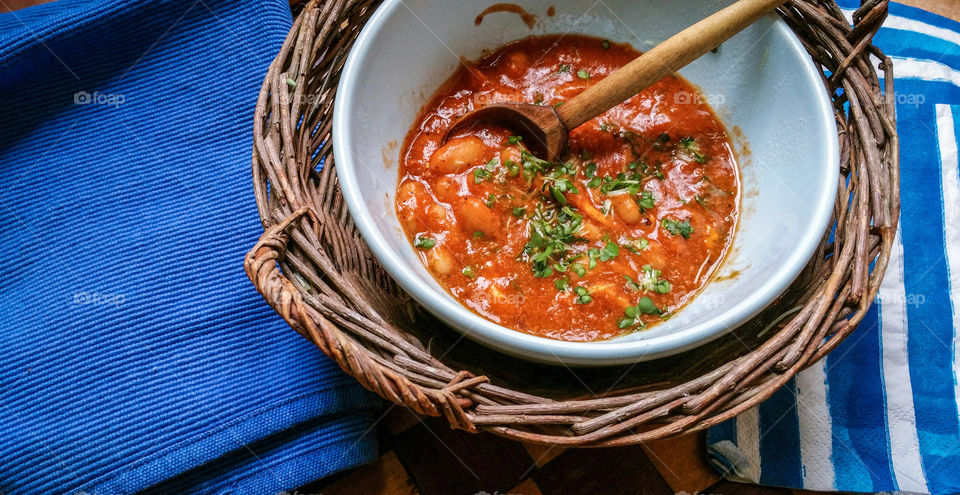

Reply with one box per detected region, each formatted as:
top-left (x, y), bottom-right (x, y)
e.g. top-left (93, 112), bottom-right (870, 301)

top-left (245, 0), bottom-right (898, 446)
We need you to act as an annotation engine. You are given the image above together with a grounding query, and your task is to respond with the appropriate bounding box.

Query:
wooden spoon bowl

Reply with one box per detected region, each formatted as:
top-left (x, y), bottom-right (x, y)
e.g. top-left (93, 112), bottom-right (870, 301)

top-left (444, 0), bottom-right (788, 160)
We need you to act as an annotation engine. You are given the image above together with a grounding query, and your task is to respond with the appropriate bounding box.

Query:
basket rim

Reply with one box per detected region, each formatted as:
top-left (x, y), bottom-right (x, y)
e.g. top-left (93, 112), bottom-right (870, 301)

top-left (245, 0), bottom-right (899, 446)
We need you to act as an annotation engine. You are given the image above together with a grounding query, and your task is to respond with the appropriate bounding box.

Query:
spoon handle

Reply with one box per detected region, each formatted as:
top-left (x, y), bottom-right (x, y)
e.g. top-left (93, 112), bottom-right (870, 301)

top-left (556, 0), bottom-right (789, 130)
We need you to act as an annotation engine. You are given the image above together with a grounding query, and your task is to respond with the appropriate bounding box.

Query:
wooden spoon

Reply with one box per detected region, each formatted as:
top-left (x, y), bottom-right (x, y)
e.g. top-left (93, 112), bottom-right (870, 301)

top-left (444, 0), bottom-right (788, 161)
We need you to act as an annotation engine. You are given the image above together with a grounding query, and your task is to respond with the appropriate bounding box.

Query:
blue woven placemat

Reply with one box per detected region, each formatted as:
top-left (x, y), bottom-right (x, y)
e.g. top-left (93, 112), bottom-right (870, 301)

top-left (0, 1), bottom-right (379, 493)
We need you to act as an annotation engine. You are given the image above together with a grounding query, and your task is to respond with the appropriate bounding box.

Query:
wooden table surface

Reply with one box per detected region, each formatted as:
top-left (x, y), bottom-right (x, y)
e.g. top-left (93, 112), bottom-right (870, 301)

top-left (2, 0), bottom-right (955, 493)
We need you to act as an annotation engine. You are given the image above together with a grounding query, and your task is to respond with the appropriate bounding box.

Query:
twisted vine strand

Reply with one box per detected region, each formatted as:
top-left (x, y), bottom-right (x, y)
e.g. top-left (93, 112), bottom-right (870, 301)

top-left (246, 0), bottom-right (897, 446)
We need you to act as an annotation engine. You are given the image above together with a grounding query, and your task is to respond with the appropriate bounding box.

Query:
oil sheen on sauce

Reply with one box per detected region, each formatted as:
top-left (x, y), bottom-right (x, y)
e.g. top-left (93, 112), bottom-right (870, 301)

top-left (396, 35), bottom-right (740, 342)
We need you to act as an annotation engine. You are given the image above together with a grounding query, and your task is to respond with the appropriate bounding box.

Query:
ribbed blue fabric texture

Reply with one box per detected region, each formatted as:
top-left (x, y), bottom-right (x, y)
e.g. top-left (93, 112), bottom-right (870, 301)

top-left (0, 1), bottom-right (379, 493)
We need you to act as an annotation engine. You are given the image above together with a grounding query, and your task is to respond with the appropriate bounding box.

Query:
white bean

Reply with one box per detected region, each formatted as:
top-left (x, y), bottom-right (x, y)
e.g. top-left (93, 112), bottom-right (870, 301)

top-left (459, 197), bottom-right (499, 237)
top-left (611, 195), bottom-right (641, 224)
top-left (427, 245), bottom-right (456, 275)
top-left (429, 136), bottom-right (485, 174)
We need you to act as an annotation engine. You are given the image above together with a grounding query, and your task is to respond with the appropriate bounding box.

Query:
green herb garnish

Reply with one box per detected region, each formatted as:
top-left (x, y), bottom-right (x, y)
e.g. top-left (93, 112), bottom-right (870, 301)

top-left (599, 241), bottom-right (619, 262)
top-left (678, 136), bottom-right (708, 163)
top-left (574, 286), bottom-right (592, 304)
top-left (637, 190), bottom-right (655, 210)
top-left (662, 218), bottom-right (693, 239)
top-left (599, 172), bottom-right (642, 195)
top-left (622, 238), bottom-right (649, 253)
top-left (571, 263), bottom-right (586, 277)
top-left (522, 204), bottom-right (584, 278)
top-left (585, 162), bottom-right (597, 179)
top-left (504, 159), bottom-right (519, 177)
top-left (473, 167), bottom-right (492, 184)
top-left (617, 296), bottom-right (662, 329)
top-left (639, 265), bottom-right (671, 294)
top-left (414, 236), bottom-right (436, 249)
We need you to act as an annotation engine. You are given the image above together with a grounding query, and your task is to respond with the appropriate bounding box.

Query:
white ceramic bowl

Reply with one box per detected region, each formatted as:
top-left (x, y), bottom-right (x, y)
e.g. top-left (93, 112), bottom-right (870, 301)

top-left (333, 0), bottom-right (838, 366)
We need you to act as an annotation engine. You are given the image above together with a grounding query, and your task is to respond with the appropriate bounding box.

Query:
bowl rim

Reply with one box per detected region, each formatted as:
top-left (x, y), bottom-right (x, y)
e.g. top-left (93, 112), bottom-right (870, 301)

top-left (332, 0), bottom-right (839, 366)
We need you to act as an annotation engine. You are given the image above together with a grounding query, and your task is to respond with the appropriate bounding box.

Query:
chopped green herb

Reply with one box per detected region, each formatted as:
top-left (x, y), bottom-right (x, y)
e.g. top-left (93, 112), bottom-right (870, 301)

top-left (599, 241), bottom-right (619, 262)
top-left (558, 64), bottom-right (571, 73)
top-left (618, 296), bottom-right (661, 329)
top-left (285, 77), bottom-right (297, 88)
top-left (677, 136), bottom-right (708, 163)
top-left (638, 265), bottom-right (671, 294)
top-left (574, 286), bottom-right (592, 304)
top-left (522, 204), bottom-right (584, 278)
top-left (519, 149), bottom-right (550, 182)
top-left (586, 248), bottom-right (600, 269)
top-left (554, 277), bottom-right (570, 291)
top-left (462, 266), bottom-right (477, 279)
top-left (662, 218), bottom-right (693, 239)
top-left (473, 167), bottom-right (492, 184)
top-left (484, 193), bottom-right (496, 208)
top-left (508, 135), bottom-right (522, 145)
top-left (577, 69), bottom-right (590, 79)
top-left (636, 190), bottom-right (655, 210)
top-left (585, 162), bottom-right (597, 178)
top-left (571, 263), bottom-right (586, 277)
top-left (473, 231), bottom-right (485, 239)
top-left (601, 39), bottom-right (610, 49)
top-left (545, 176), bottom-right (579, 205)
top-left (554, 101), bottom-right (565, 108)
top-left (501, 159), bottom-right (518, 177)
top-left (512, 206), bottom-right (526, 218)
top-left (617, 317), bottom-right (637, 329)
top-left (635, 296), bottom-right (660, 314)
top-left (622, 238), bottom-right (649, 254)
top-left (599, 171), bottom-right (642, 195)
top-left (413, 236), bottom-right (436, 249)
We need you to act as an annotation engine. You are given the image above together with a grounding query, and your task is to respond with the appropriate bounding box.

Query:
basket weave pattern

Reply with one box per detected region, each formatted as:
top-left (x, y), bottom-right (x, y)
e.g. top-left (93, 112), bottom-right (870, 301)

top-left (245, 0), bottom-right (898, 446)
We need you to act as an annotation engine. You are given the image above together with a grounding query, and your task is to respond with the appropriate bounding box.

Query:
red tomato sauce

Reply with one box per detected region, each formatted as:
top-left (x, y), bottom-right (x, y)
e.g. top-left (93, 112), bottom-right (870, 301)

top-left (396, 35), bottom-right (740, 342)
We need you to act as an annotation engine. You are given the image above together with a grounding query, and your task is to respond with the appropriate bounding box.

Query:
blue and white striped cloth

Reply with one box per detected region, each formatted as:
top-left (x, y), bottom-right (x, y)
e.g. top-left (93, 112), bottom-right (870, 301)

top-left (707, 2), bottom-right (960, 493)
